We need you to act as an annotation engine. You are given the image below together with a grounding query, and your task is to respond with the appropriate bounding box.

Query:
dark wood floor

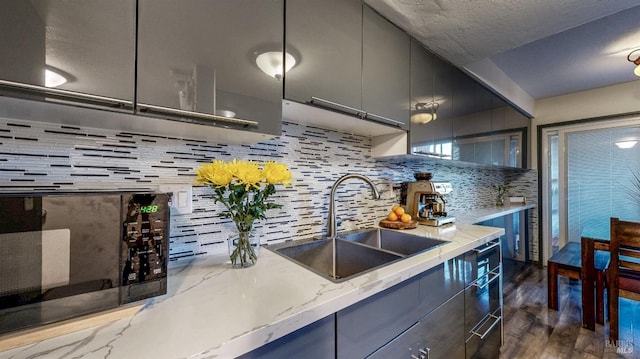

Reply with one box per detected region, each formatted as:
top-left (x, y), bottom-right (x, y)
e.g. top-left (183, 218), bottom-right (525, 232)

top-left (501, 264), bottom-right (640, 359)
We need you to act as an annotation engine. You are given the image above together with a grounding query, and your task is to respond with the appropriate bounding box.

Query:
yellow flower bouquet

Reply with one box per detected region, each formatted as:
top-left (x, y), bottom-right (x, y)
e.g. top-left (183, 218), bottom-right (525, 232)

top-left (195, 159), bottom-right (292, 267)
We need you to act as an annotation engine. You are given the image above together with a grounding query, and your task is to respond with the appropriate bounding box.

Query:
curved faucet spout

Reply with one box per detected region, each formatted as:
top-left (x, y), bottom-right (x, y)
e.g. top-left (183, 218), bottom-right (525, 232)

top-left (327, 174), bottom-right (380, 238)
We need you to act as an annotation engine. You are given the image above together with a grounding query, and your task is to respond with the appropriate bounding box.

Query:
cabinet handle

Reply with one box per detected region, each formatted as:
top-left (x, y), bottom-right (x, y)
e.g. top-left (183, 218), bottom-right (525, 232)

top-left (310, 96), bottom-right (365, 117)
top-left (469, 307), bottom-right (501, 340)
top-left (0, 79), bottom-right (133, 109)
top-left (309, 96), bottom-right (405, 128)
top-left (473, 239), bottom-right (500, 254)
top-left (136, 103), bottom-right (258, 127)
top-left (364, 112), bottom-right (404, 127)
top-left (471, 267), bottom-right (500, 290)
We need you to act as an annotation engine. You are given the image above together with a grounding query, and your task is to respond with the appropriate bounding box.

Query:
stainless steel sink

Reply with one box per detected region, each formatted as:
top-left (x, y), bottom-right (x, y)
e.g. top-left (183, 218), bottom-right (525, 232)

top-left (338, 228), bottom-right (449, 256)
top-left (269, 238), bottom-right (402, 283)
top-left (268, 228), bottom-right (449, 283)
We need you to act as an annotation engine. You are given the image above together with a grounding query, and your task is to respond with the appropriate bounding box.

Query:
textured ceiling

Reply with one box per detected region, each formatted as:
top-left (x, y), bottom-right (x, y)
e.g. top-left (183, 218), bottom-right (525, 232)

top-left (363, 0), bottom-right (640, 99)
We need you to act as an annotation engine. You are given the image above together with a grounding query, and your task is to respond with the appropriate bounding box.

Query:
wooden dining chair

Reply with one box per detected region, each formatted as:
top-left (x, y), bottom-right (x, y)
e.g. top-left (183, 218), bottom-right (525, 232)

top-left (580, 236), bottom-right (610, 330)
top-left (607, 217), bottom-right (640, 341)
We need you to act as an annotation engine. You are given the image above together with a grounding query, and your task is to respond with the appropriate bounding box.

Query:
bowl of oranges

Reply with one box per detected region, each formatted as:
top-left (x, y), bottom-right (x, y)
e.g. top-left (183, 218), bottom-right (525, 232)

top-left (379, 205), bottom-right (418, 229)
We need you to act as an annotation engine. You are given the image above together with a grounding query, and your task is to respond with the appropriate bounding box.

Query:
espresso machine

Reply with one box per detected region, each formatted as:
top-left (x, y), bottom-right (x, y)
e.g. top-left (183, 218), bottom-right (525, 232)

top-left (401, 173), bottom-right (455, 226)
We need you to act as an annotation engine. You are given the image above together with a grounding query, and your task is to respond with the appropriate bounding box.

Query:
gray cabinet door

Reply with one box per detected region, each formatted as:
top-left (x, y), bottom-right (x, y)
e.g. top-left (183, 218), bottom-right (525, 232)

top-left (368, 292), bottom-right (466, 359)
top-left (418, 257), bottom-right (466, 316)
top-left (137, 0), bottom-right (283, 136)
top-left (337, 275), bottom-right (421, 359)
top-left (451, 68), bottom-right (490, 139)
top-left (451, 67), bottom-right (530, 168)
top-left (362, 5), bottom-right (410, 129)
top-left (412, 54), bottom-right (454, 159)
top-left (285, 0), bottom-right (363, 112)
top-left (238, 315), bottom-right (335, 359)
top-left (410, 40), bottom-right (454, 158)
top-left (410, 39), bottom-right (436, 150)
top-left (0, 0), bottom-right (135, 108)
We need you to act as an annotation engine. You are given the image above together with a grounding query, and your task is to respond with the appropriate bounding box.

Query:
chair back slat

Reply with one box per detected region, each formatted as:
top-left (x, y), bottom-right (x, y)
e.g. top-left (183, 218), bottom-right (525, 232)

top-left (620, 290), bottom-right (640, 302)
top-left (620, 259), bottom-right (640, 272)
top-left (616, 222), bottom-right (640, 247)
top-left (619, 247), bottom-right (640, 257)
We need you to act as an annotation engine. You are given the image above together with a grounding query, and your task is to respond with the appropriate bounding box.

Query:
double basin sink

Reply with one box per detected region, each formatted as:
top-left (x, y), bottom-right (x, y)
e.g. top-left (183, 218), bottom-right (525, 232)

top-left (267, 228), bottom-right (449, 283)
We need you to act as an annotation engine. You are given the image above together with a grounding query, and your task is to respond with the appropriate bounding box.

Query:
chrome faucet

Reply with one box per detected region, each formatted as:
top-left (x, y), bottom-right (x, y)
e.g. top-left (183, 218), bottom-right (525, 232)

top-left (327, 174), bottom-right (380, 238)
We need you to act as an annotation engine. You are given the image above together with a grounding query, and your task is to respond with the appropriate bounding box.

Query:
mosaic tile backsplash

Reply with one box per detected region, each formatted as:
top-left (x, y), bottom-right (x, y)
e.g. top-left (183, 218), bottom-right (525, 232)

top-left (0, 114), bottom-right (538, 262)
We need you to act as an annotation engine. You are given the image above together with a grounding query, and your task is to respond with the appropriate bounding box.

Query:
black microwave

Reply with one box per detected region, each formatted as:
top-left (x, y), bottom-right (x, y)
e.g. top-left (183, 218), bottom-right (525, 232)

top-left (0, 192), bottom-right (169, 335)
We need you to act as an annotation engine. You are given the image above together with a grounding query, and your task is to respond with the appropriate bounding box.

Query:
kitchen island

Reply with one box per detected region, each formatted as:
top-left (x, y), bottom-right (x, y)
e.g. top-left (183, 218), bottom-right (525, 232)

top-left (0, 221), bottom-right (508, 359)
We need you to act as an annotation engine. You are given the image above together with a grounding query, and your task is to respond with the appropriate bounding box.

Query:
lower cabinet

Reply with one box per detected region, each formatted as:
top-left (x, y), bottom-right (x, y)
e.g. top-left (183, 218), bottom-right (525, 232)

top-left (336, 273), bottom-right (421, 358)
top-left (368, 292), bottom-right (465, 359)
top-left (336, 257), bottom-right (466, 358)
top-left (237, 315), bottom-right (335, 359)
top-left (242, 244), bottom-right (502, 359)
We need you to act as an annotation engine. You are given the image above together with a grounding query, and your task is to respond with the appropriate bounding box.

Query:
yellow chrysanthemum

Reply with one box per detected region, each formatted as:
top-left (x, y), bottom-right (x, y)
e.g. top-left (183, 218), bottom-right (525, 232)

top-left (263, 161), bottom-right (292, 185)
top-left (231, 160), bottom-right (264, 189)
top-left (194, 160), bottom-right (233, 187)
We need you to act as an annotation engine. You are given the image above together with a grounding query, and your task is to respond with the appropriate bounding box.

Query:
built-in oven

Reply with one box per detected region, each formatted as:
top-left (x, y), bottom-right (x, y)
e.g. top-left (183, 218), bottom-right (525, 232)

top-left (0, 192), bottom-right (169, 335)
top-left (464, 239), bottom-right (503, 359)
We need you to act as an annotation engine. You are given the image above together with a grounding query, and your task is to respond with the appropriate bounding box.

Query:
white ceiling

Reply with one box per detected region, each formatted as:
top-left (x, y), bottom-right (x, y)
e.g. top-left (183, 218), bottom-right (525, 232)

top-left (363, 0), bottom-right (640, 101)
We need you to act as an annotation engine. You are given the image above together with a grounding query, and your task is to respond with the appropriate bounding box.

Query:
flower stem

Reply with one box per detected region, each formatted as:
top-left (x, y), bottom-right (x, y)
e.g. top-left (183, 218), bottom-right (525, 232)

top-left (230, 230), bottom-right (256, 267)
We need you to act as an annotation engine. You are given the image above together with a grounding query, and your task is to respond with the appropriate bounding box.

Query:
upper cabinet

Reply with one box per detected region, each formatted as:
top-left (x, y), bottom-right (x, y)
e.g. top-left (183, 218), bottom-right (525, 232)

top-left (285, 0), bottom-right (362, 115)
top-left (361, 5), bottom-right (411, 129)
top-left (137, 0), bottom-right (283, 136)
top-left (285, 0), bottom-right (410, 130)
top-left (451, 68), bottom-right (529, 167)
top-left (409, 40), bottom-right (453, 160)
top-left (407, 41), bottom-right (530, 168)
top-left (0, 0), bottom-right (135, 109)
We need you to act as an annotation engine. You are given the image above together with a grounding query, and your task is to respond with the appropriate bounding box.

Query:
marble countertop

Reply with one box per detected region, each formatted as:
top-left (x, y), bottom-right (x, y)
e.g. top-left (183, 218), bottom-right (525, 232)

top-left (0, 206), bottom-right (535, 359)
top-left (455, 202), bottom-right (536, 224)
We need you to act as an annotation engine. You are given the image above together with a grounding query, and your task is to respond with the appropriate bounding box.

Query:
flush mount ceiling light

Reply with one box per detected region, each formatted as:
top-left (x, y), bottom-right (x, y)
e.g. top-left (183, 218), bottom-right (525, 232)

top-left (615, 140), bottom-right (638, 149)
top-left (45, 67), bottom-right (67, 88)
top-left (627, 49), bottom-right (640, 77)
top-left (411, 102), bottom-right (439, 124)
top-left (255, 51), bottom-right (296, 80)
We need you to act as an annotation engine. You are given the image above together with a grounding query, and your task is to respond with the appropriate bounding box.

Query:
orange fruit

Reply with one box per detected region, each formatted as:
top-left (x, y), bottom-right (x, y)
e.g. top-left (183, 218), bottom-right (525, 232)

top-left (393, 206), bottom-right (405, 216)
top-left (400, 213), bottom-right (412, 223)
top-left (387, 212), bottom-right (399, 221)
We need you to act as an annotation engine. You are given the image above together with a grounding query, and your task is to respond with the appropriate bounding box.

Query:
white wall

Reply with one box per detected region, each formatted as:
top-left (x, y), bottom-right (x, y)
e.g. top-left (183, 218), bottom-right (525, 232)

top-left (531, 80), bottom-right (640, 169)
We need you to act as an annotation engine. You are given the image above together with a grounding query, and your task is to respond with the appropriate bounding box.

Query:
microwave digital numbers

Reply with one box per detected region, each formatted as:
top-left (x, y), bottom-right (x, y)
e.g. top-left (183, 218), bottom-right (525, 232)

top-left (140, 205), bottom-right (158, 214)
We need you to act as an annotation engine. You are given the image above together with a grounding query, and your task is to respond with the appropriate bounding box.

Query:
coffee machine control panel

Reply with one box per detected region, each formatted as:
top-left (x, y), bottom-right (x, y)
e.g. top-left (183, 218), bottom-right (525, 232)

top-left (432, 182), bottom-right (453, 194)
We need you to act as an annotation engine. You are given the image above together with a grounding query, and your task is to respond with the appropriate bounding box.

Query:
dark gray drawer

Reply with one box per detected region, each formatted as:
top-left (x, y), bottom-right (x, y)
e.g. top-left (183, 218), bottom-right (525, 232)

top-left (337, 275), bottom-right (421, 358)
top-left (368, 292), bottom-right (465, 359)
top-left (418, 256), bottom-right (466, 316)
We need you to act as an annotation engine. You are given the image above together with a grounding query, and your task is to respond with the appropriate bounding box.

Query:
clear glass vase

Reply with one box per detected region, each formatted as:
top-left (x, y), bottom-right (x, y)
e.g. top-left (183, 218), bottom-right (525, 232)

top-left (228, 229), bottom-right (259, 268)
